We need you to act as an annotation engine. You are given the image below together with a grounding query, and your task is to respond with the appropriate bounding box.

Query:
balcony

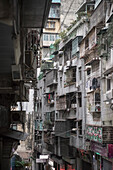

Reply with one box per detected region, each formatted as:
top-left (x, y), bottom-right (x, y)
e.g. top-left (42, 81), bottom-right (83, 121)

top-left (65, 68), bottom-right (76, 87)
top-left (103, 89), bottom-right (113, 101)
top-left (89, 103), bottom-right (101, 113)
top-left (46, 93), bottom-right (54, 105)
top-left (46, 143), bottom-right (54, 153)
top-left (90, 1), bottom-right (106, 30)
top-left (55, 120), bottom-right (71, 138)
top-left (60, 139), bottom-right (75, 158)
top-left (103, 56), bottom-right (113, 75)
top-left (41, 61), bottom-right (54, 71)
top-left (56, 96), bottom-right (67, 111)
top-left (70, 135), bottom-right (77, 148)
top-left (46, 70), bottom-right (58, 87)
top-left (72, 36), bottom-right (83, 57)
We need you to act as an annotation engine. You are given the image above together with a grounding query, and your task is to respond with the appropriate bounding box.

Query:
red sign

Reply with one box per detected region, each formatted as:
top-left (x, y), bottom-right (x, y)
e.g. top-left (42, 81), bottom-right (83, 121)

top-left (67, 164), bottom-right (75, 170)
top-left (60, 165), bottom-right (65, 170)
top-left (91, 141), bottom-right (108, 157)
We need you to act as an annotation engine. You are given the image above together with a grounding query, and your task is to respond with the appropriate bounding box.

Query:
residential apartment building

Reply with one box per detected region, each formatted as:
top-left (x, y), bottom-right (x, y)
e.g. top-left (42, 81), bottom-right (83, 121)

top-left (41, 0), bottom-right (61, 61)
top-left (35, 0), bottom-right (113, 170)
top-left (80, 0), bottom-right (113, 170)
top-left (0, 1), bottom-right (51, 170)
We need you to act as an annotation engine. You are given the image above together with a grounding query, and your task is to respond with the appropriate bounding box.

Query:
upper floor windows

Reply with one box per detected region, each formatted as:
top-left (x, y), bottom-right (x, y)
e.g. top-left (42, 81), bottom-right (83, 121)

top-left (107, 79), bottom-right (111, 91)
top-left (46, 21), bottom-right (55, 29)
top-left (43, 34), bottom-right (59, 42)
top-left (49, 4), bottom-right (60, 18)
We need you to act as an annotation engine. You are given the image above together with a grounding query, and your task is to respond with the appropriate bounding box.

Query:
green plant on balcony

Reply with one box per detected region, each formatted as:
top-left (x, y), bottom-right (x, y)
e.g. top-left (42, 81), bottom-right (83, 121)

top-left (15, 160), bottom-right (31, 170)
top-left (59, 30), bottom-right (67, 41)
top-left (67, 20), bottom-right (77, 31)
top-left (54, 39), bottom-right (61, 47)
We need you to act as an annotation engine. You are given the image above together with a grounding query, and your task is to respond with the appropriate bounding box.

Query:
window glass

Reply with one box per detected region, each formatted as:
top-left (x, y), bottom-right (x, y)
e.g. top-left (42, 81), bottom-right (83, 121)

top-left (107, 79), bottom-right (111, 91)
top-left (50, 34), bottom-right (55, 41)
top-left (44, 34), bottom-right (48, 41)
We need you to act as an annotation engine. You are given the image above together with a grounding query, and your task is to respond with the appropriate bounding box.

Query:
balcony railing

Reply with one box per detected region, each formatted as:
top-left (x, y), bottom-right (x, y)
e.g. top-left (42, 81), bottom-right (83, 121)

top-left (55, 120), bottom-right (71, 138)
top-left (90, 1), bottom-right (106, 29)
top-left (56, 96), bottom-right (67, 111)
top-left (46, 70), bottom-right (58, 87)
top-left (89, 103), bottom-right (101, 113)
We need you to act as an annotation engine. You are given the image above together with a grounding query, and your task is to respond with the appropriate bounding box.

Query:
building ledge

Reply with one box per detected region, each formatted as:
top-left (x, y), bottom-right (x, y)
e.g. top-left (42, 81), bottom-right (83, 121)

top-left (0, 128), bottom-right (28, 141)
top-left (103, 67), bottom-right (113, 75)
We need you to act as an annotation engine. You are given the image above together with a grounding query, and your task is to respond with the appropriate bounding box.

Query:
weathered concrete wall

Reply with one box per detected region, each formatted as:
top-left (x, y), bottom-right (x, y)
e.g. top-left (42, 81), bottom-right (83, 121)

top-left (60, 0), bottom-right (83, 31)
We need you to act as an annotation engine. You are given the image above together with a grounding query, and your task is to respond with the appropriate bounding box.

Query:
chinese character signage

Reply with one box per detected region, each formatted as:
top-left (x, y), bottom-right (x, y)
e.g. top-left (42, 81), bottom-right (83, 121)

top-left (87, 126), bottom-right (102, 143)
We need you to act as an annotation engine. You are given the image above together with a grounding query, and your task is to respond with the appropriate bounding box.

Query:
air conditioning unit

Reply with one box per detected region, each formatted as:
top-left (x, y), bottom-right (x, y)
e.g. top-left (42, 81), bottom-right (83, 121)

top-left (106, 89), bottom-right (113, 99)
top-left (54, 62), bottom-right (58, 69)
top-left (85, 65), bottom-right (91, 70)
top-left (11, 111), bottom-right (26, 124)
top-left (53, 79), bottom-right (57, 83)
top-left (46, 87), bottom-right (50, 93)
top-left (52, 126), bottom-right (55, 131)
top-left (64, 66), bottom-right (67, 73)
top-left (59, 66), bottom-right (63, 71)
top-left (76, 47), bottom-right (79, 53)
top-left (66, 60), bottom-right (71, 67)
top-left (71, 104), bottom-right (77, 108)
top-left (59, 51), bottom-right (63, 55)
top-left (106, 74), bottom-right (112, 79)
top-left (67, 108), bottom-right (70, 112)
top-left (12, 65), bottom-right (22, 81)
top-left (72, 59), bottom-right (77, 67)
top-left (25, 50), bottom-right (33, 67)
top-left (51, 100), bottom-right (54, 104)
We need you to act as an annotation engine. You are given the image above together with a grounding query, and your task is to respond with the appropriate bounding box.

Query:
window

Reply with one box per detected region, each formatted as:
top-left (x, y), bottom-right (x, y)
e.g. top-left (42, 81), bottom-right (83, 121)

top-left (46, 21), bottom-right (55, 29)
top-left (78, 92), bottom-right (82, 107)
top-left (85, 37), bottom-right (89, 49)
top-left (60, 77), bottom-right (62, 88)
top-left (49, 4), bottom-right (60, 18)
top-left (46, 22), bottom-right (49, 28)
top-left (56, 34), bottom-right (59, 40)
top-left (107, 79), bottom-right (111, 91)
top-left (92, 61), bottom-right (99, 72)
top-left (50, 34), bottom-right (55, 41)
top-left (72, 68), bottom-right (76, 82)
top-left (87, 69), bottom-right (91, 75)
top-left (44, 34), bottom-right (48, 41)
top-left (78, 120), bottom-right (82, 135)
top-left (79, 67), bottom-right (82, 80)
top-left (50, 22), bottom-right (55, 28)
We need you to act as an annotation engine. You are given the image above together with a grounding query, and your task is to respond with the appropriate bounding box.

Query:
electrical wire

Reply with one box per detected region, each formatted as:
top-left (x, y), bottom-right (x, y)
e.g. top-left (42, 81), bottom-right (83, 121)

top-left (57, 0), bottom-right (75, 33)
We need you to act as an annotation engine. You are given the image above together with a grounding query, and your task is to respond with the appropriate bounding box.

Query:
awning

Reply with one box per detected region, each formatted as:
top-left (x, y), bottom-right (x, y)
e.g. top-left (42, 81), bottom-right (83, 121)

top-left (22, 0), bottom-right (51, 29)
top-left (74, 119), bottom-right (82, 122)
top-left (52, 155), bottom-right (64, 165)
top-left (66, 117), bottom-right (76, 120)
top-left (0, 128), bottom-right (28, 141)
top-left (103, 67), bottom-right (113, 75)
top-left (62, 157), bottom-right (75, 164)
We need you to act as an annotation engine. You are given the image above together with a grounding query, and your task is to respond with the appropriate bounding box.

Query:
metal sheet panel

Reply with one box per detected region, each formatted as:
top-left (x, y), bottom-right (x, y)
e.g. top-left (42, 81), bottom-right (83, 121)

top-left (22, 0), bottom-right (52, 28)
